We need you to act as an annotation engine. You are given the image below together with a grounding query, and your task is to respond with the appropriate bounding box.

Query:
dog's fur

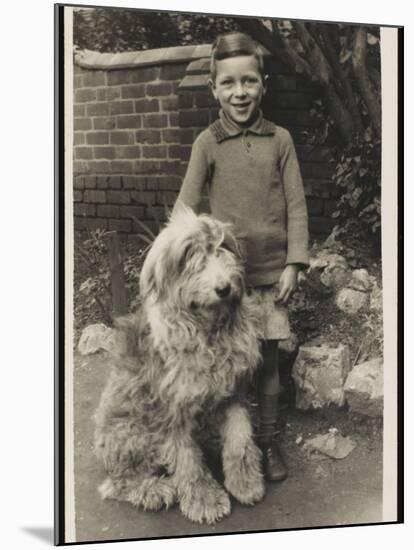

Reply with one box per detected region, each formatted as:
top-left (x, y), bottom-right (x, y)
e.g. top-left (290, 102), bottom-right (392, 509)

top-left (94, 205), bottom-right (265, 524)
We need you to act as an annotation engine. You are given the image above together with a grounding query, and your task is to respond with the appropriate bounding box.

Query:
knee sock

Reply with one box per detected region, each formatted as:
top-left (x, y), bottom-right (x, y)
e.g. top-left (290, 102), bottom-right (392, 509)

top-left (258, 340), bottom-right (280, 442)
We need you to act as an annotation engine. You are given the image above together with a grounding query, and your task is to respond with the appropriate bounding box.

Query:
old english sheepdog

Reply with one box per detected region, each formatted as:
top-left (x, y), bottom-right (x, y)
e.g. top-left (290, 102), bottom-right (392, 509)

top-left (94, 205), bottom-right (265, 524)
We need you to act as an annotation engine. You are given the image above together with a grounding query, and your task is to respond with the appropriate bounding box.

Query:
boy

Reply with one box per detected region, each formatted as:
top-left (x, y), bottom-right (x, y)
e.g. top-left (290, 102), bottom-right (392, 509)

top-left (174, 32), bottom-right (309, 481)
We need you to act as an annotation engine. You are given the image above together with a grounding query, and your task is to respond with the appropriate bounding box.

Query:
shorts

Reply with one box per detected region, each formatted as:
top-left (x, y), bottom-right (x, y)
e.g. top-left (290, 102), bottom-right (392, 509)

top-left (248, 283), bottom-right (291, 341)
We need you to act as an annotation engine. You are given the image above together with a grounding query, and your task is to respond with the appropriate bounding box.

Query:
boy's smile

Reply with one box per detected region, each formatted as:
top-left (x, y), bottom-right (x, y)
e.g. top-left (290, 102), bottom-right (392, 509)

top-left (210, 55), bottom-right (266, 127)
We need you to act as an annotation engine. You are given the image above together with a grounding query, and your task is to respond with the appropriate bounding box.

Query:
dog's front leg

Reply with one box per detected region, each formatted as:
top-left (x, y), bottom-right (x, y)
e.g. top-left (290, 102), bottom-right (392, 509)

top-left (164, 429), bottom-right (231, 524)
top-left (221, 402), bottom-right (265, 505)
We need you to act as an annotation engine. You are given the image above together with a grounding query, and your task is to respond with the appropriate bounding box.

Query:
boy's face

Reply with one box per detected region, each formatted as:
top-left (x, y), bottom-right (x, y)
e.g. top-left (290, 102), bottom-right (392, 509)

top-left (210, 55), bottom-right (266, 127)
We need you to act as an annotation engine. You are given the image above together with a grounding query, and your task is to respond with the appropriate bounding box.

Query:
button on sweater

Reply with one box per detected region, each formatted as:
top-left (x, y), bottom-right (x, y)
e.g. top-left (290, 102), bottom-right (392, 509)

top-left (176, 110), bottom-right (310, 286)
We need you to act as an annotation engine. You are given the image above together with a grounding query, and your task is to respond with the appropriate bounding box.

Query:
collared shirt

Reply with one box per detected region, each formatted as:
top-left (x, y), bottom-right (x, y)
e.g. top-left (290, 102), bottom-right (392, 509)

top-left (175, 110), bottom-right (309, 286)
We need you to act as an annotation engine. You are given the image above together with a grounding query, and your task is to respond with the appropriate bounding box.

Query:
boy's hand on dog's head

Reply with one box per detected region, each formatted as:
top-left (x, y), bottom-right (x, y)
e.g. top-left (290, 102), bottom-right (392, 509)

top-left (275, 265), bottom-right (299, 305)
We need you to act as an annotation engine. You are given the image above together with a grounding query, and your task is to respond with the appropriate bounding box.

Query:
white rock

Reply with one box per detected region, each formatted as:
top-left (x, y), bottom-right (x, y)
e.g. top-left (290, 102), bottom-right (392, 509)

top-left (78, 323), bottom-right (116, 355)
top-left (336, 288), bottom-right (369, 314)
top-left (279, 332), bottom-right (299, 356)
top-left (370, 283), bottom-right (383, 312)
top-left (304, 432), bottom-right (356, 459)
top-left (348, 269), bottom-right (372, 292)
top-left (292, 345), bottom-right (351, 410)
top-left (344, 357), bottom-right (383, 417)
top-left (317, 253), bottom-right (350, 289)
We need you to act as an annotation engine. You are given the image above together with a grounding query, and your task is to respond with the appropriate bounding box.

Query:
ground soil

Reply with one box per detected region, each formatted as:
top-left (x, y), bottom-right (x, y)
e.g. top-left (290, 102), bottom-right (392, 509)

top-left (73, 352), bottom-right (383, 544)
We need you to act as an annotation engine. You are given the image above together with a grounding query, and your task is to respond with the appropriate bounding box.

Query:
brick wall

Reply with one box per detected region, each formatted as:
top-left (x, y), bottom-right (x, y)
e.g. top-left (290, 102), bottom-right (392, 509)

top-left (73, 45), bottom-right (336, 241)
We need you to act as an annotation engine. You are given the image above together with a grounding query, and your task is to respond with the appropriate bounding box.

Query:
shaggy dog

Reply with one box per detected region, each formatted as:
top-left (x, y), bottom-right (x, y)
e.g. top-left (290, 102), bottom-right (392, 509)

top-left (94, 205), bottom-right (265, 524)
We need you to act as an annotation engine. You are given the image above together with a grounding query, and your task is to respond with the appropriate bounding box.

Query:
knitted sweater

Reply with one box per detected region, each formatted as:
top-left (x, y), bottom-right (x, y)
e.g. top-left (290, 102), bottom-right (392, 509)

top-left (176, 110), bottom-right (309, 286)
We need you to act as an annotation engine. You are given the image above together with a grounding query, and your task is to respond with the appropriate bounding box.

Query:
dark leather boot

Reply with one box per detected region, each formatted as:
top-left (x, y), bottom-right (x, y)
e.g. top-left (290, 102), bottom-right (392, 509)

top-left (261, 438), bottom-right (288, 482)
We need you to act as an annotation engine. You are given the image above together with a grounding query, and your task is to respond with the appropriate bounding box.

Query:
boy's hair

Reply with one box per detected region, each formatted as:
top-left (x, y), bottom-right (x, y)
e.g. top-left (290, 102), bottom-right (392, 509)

top-left (210, 32), bottom-right (265, 82)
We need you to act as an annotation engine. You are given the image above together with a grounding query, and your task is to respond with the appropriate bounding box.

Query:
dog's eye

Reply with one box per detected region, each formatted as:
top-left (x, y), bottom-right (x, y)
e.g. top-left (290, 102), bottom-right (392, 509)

top-left (178, 242), bottom-right (192, 272)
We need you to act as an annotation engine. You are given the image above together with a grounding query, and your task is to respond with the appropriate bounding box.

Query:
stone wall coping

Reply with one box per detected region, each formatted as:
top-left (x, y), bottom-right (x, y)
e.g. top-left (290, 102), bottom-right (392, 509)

top-left (75, 44), bottom-right (212, 70)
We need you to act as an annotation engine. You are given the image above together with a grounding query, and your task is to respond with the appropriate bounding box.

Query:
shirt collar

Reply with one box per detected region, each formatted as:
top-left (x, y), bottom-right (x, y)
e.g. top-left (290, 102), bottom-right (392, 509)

top-left (210, 109), bottom-right (275, 143)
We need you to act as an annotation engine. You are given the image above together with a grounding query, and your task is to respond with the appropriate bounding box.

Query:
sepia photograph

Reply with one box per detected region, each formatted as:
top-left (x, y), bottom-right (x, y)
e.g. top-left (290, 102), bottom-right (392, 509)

top-left (55, 3), bottom-right (402, 544)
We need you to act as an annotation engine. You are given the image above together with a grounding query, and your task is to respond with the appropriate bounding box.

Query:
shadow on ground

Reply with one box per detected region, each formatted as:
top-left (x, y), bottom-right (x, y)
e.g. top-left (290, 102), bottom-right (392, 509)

top-left (73, 352), bottom-right (383, 543)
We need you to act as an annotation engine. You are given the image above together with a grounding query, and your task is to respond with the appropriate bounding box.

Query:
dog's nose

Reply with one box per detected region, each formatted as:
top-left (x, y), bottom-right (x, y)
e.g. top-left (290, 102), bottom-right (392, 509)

top-left (215, 283), bottom-right (231, 298)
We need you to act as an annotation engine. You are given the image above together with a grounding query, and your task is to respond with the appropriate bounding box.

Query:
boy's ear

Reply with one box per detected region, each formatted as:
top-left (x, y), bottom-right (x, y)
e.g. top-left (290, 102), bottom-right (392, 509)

top-left (263, 74), bottom-right (269, 94)
top-left (208, 78), bottom-right (218, 100)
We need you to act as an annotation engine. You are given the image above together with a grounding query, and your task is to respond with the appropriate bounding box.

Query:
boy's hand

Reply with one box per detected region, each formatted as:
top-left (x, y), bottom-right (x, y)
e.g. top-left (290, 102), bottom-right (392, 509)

top-left (275, 265), bottom-right (299, 305)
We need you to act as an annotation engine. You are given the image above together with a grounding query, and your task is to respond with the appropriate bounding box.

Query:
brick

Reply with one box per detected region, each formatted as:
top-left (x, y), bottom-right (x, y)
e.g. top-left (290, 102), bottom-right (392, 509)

top-left (86, 103), bottom-right (110, 117)
top-left (162, 129), bottom-right (180, 143)
top-left (146, 82), bottom-right (172, 97)
top-left (180, 129), bottom-right (195, 145)
top-left (324, 199), bottom-right (337, 216)
top-left (107, 70), bottom-right (132, 86)
top-left (134, 161), bottom-right (161, 175)
top-left (135, 98), bottom-right (159, 113)
top-left (74, 176), bottom-right (84, 190)
top-left (84, 176), bottom-right (97, 190)
top-left (110, 101), bottom-right (134, 115)
top-left (73, 161), bottom-right (87, 174)
top-left (74, 132), bottom-right (85, 146)
top-left (136, 129), bottom-right (161, 144)
top-left (161, 96), bottom-right (179, 111)
top-left (272, 75), bottom-right (297, 91)
top-left (97, 87), bottom-right (121, 101)
top-left (143, 145), bottom-right (167, 159)
top-left (97, 176), bottom-right (109, 189)
top-left (143, 114), bottom-right (168, 128)
top-left (85, 217), bottom-right (108, 231)
top-left (93, 116), bottom-right (116, 130)
top-left (131, 190), bottom-right (156, 205)
top-left (108, 176), bottom-right (122, 189)
top-left (110, 131), bottom-right (135, 145)
top-left (75, 88), bottom-right (97, 103)
top-left (307, 198), bottom-right (324, 216)
top-left (117, 115), bottom-right (142, 129)
top-left (74, 104), bottom-right (85, 117)
top-left (130, 67), bottom-right (160, 83)
top-left (123, 176), bottom-right (147, 190)
top-left (179, 163), bottom-right (188, 177)
top-left (97, 205), bottom-right (120, 218)
top-left (94, 146), bottom-right (116, 159)
top-left (121, 84), bottom-right (146, 99)
top-left (86, 131), bottom-right (109, 145)
top-left (108, 219), bottom-right (132, 233)
top-left (147, 176), bottom-right (182, 191)
top-left (159, 161), bottom-right (181, 175)
top-left (169, 113), bottom-right (179, 127)
top-left (75, 147), bottom-right (93, 160)
top-left (178, 92), bottom-right (194, 109)
top-left (107, 190), bottom-right (130, 204)
top-left (74, 118), bottom-right (92, 131)
top-left (83, 71), bottom-right (106, 87)
top-left (74, 75), bottom-right (83, 89)
top-left (176, 145), bottom-right (191, 161)
top-left (73, 190), bottom-right (83, 202)
top-left (309, 216), bottom-right (335, 235)
top-left (168, 145), bottom-right (181, 159)
top-left (194, 92), bottom-right (215, 108)
top-left (86, 161), bottom-right (110, 173)
top-left (109, 161), bottom-right (134, 174)
top-left (160, 64), bottom-right (185, 80)
top-left (84, 190), bottom-right (106, 203)
top-left (119, 205), bottom-right (145, 219)
top-left (117, 146), bottom-right (141, 159)
top-left (74, 203), bottom-right (96, 216)
top-left (210, 108), bottom-right (219, 123)
top-left (146, 206), bottom-right (167, 221)
top-left (311, 181), bottom-right (332, 199)
top-left (179, 110), bottom-right (209, 128)
top-left (157, 191), bottom-right (177, 206)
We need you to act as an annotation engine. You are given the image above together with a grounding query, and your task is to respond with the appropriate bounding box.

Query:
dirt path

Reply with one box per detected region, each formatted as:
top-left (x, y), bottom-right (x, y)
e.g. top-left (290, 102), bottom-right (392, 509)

top-left (73, 352), bottom-right (383, 543)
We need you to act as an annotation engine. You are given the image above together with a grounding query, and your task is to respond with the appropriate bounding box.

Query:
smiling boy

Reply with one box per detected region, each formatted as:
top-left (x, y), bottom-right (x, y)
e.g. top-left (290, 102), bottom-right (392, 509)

top-left (174, 32), bottom-right (309, 482)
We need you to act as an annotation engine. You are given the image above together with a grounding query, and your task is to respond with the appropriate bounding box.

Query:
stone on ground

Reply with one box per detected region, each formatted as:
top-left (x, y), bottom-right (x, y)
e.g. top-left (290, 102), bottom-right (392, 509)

top-left (304, 431), bottom-right (356, 459)
top-left (348, 269), bottom-right (373, 292)
top-left (78, 323), bottom-right (115, 355)
top-left (344, 357), bottom-right (383, 417)
top-left (336, 288), bottom-right (369, 314)
top-left (292, 345), bottom-right (351, 410)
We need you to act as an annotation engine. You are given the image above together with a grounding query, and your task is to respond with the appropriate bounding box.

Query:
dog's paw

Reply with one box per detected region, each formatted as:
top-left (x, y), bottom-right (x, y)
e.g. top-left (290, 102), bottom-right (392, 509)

top-left (180, 477), bottom-right (231, 524)
top-left (129, 477), bottom-right (177, 511)
top-left (224, 441), bottom-right (265, 505)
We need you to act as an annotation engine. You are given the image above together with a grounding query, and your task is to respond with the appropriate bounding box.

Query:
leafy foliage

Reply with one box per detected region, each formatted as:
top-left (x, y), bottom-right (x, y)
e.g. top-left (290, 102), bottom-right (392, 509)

top-left (73, 8), bottom-right (241, 52)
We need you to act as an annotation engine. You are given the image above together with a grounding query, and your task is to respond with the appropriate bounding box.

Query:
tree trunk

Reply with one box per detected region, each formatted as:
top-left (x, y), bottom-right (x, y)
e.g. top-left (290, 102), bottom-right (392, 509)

top-left (352, 28), bottom-right (381, 136)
